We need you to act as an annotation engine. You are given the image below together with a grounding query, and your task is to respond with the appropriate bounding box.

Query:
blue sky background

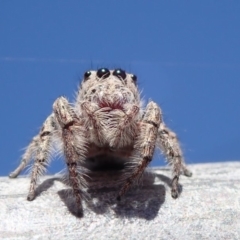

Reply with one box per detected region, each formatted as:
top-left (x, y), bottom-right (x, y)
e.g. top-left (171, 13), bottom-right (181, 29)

top-left (1, 1), bottom-right (240, 176)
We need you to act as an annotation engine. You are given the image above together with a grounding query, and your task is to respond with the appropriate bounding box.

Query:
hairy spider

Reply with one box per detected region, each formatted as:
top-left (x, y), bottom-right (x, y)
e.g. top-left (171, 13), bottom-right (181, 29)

top-left (9, 68), bottom-right (192, 213)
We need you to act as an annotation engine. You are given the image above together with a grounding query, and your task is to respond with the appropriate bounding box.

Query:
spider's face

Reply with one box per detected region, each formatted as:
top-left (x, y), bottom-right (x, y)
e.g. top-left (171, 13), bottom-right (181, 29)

top-left (78, 68), bottom-right (140, 111)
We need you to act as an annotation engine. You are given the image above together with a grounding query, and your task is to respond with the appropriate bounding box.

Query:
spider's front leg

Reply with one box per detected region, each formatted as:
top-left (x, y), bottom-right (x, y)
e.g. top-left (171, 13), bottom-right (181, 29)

top-left (53, 97), bottom-right (87, 212)
top-left (157, 116), bottom-right (192, 198)
top-left (117, 101), bottom-right (160, 200)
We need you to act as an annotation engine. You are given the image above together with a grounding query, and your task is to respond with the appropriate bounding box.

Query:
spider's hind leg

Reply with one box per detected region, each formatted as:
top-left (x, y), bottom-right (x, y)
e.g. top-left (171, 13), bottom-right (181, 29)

top-left (26, 114), bottom-right (56, 201)
top-left (157, 122), bottom-right (192, 199)
top-left (9, 113), bottom-right (57, 201)
top-left (9, 135), bottom-right (39, 178)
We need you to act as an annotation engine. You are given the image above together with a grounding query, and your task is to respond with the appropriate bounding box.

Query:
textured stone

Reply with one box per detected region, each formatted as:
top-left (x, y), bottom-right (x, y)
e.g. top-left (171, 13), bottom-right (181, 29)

top-left (0, 162), bottom-right (240, 240)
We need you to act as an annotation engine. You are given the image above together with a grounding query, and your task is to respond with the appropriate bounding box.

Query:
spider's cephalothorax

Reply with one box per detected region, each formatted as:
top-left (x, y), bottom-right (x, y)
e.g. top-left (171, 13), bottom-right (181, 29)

top-left (9, 68), bottom-right (192, 214)
top-left (76, 68), bottom-right (141, 148)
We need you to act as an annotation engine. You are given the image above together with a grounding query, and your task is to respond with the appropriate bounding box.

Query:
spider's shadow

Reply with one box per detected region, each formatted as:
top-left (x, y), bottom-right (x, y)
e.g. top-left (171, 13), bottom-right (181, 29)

top-left (34, 169), bottom-right (183, 220)
top-left (57, 171), bottom-right (166, 220)
top-left (33, 177), bottom-right (60, 199)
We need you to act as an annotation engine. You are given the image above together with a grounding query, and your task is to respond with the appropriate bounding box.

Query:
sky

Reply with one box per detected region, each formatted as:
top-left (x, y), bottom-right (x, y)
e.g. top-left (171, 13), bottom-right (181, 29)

top-left (0, 1), bottom-right (240, 176)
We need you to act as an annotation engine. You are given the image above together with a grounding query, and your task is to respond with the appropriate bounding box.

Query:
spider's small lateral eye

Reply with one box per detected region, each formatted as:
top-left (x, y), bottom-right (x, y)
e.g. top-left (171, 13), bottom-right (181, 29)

top-left (113, 69), bottom-right (126, 80)
top-left (97, 68), bottom-right (110, 79)
top-left (84, 71), bottom-right (92, 81)
top-left (131, 74), bottom-right (137, 84)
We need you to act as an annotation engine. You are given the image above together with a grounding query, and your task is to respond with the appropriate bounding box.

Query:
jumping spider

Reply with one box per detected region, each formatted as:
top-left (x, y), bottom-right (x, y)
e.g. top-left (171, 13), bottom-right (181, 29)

top-left (9, 68), bottom-right (192, 213)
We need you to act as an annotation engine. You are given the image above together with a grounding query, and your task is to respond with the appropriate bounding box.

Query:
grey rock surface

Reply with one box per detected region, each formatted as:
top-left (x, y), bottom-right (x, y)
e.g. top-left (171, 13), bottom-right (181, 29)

top-left (0, 162), bottom-right (240, 240)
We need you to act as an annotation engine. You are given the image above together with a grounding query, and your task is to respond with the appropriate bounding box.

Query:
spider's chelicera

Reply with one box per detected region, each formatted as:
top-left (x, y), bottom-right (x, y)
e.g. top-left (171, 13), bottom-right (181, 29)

top-left (9, 68), bottom-right (192, 213)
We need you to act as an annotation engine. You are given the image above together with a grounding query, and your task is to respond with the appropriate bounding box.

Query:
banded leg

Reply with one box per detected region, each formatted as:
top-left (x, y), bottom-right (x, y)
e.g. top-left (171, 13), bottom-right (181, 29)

top-left (27, 114), bottom-right (56, 200)
top-left (117, 101), bottom-right (160, 200)
top-left (158, 122), bottom-right (192, 199)
top-left (9, 136), bottom-right (39, 178)
top-left (53, 97), bottom-right (87, 211)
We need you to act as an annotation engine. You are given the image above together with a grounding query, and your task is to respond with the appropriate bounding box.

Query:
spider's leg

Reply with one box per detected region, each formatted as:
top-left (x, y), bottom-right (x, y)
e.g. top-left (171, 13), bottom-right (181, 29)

top-left (117, 101), bottom-right (160, 200)
top-left (9, 114), bottom-right (57, 199)
top-left (25, 114), bottom-right (58, 200)
top-left (157, 120), bottom-right (192, 199)
top-left (54, 97), bottom-right (87, 213)
top-left (9, 135), bottom-right (40, 178)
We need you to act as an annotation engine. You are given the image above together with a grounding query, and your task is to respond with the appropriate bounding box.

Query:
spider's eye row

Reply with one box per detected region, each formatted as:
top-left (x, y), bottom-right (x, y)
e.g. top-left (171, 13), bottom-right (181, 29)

top-left (131, 74), bottom-right (137, 83)
top-left (84, 69), bottom-right (136, 83)
top-left (113, 69), bottom-right (126, 80)
top-left (84, 71), bottom-right (92, 81)
top-left (97, 68), bottom-right (110, 79)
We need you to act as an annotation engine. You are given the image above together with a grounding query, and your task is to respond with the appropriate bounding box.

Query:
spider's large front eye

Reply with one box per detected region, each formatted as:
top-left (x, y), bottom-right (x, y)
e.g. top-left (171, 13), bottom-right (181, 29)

top-left (84, 71), bottom-right (92, 81)
top-left (97, 68), bottom-right (110, 79)
top-left (131, 74), bottom-right (137, 84)
top-left (113, 69), bottom-right (126, 80)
